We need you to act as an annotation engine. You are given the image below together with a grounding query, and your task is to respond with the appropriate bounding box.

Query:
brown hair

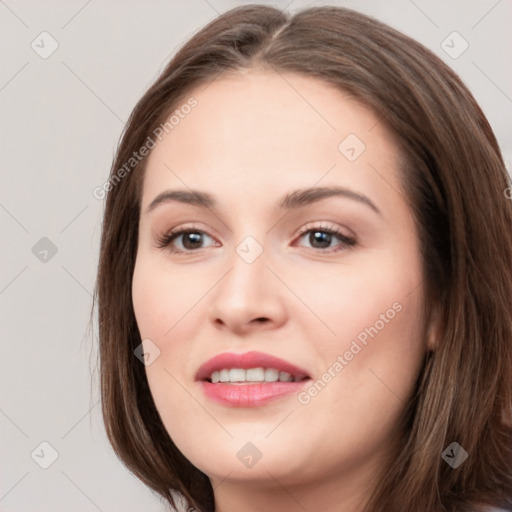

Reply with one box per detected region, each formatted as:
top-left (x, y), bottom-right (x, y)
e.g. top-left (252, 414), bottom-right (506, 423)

top-left (94, 5), bottom-right (512, 511)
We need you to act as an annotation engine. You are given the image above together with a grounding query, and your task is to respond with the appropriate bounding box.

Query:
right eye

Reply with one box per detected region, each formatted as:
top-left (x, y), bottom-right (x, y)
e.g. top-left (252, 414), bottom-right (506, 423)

top-left (156, 228), bottom-right (219, 253)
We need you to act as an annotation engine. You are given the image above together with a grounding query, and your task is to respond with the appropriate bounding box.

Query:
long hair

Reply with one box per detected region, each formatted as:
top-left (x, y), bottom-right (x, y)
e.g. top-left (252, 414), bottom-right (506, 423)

top-left (95, 5), bottom-right (512, 511)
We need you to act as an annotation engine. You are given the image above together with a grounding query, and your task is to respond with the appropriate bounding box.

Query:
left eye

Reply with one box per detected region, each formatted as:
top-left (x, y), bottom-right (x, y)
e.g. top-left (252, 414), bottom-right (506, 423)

top-left (295, 226), bottom-right (356, 252)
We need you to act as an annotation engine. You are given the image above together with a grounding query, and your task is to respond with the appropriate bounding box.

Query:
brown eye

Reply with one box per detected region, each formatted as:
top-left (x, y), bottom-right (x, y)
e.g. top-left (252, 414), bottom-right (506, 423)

top-left (156, 229), bottom-right (217, 253)
top-left (295, 225), bottom-right (356, 253)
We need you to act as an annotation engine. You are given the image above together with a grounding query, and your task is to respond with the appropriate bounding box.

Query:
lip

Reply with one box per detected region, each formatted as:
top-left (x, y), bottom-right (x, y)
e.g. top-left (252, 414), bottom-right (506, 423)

top-left (200, 380), bottom-right (310, 407)
top-left (195, 350), bottom-right (311, 382)
top-left (196, 351), bottom-right (312, 408)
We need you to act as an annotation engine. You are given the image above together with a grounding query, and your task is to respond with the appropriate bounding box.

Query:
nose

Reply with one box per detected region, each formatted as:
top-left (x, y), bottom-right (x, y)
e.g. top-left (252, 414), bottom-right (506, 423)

top-left (208, 243), bottom-right (288, 335)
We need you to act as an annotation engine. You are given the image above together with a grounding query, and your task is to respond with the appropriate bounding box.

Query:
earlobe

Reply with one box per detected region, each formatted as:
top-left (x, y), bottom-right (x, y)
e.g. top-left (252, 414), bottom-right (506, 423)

top-left (425, 302), bottom-right (442, 351)
top-left (426, 330), bottom-right (437, 352)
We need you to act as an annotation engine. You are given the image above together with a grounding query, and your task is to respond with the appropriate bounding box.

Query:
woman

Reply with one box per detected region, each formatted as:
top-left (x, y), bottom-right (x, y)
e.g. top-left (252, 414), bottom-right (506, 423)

top-left (95, 4), bottom-right (512, 511)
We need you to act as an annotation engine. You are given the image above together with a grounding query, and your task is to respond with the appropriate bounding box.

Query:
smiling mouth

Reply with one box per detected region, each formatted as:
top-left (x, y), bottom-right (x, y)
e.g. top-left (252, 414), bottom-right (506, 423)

top-left (196, 351), bottom-right (312, 406)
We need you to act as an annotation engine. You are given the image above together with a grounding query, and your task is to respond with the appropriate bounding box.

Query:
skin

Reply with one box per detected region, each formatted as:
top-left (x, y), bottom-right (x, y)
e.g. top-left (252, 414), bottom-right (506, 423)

top-left (131, 68), bottom-right (436, 512)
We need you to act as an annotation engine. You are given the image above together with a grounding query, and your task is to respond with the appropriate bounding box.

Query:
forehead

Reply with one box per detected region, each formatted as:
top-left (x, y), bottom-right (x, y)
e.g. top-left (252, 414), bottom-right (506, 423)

top-left (141, 69), bottom-right (401, 208)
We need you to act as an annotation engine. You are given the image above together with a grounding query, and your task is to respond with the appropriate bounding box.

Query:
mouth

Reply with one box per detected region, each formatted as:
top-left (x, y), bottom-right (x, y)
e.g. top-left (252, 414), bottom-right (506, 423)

top-left (196, 351), bottom-right (311, 407)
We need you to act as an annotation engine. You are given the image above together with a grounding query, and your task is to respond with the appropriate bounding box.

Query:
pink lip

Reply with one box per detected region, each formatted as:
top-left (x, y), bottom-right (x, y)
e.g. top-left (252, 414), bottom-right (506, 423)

top-left (200, 381), bottom-right (309, 407)
top-left (195, 351), bottom-right (311, 408)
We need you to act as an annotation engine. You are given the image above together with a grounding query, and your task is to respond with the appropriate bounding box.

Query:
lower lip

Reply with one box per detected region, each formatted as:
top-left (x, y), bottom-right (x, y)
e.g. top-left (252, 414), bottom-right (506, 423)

top-left (200, 380), bottom-right (310, 407)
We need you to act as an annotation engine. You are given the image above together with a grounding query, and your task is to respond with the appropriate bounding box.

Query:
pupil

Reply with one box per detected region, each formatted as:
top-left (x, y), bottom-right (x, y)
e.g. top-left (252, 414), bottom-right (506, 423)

top-left (183, 232), bottom-right (202, 249)
top-left (310, 231), bottom-right (331, 248)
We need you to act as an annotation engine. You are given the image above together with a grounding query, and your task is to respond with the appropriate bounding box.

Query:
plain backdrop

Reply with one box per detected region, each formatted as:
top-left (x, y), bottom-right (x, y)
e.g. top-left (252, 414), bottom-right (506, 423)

top-left (1, 0), bottom-right (511, 511)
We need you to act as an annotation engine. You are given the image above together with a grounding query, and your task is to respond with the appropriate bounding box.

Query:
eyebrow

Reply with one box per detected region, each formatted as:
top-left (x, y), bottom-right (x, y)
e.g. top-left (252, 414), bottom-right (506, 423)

top-left (145, 186), bottom-right (381, 215)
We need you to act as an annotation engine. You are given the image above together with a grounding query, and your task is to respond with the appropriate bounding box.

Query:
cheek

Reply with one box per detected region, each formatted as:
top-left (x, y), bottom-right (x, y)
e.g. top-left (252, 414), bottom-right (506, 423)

top-left (131, 253), bottom-right (215, 397)
top-left (131, 257), bottom-right (209, 453)
top-left (309, 253), bottom-right (424, 355)
top-left (309, 269), bottom-right (426, 425)
top-left (132, 254), bottom-right (204, 340)
top-left (131, 256), bottom-right (196, 392)
top-left (291, 291), bottom-right (426, 479)
top-left (306, 244), bottom-right (427, 413)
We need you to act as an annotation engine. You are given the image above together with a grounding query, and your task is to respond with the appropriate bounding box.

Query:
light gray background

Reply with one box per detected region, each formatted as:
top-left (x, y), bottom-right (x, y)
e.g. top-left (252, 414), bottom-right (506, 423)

top-left (1, 0), bottom-right (511, 511)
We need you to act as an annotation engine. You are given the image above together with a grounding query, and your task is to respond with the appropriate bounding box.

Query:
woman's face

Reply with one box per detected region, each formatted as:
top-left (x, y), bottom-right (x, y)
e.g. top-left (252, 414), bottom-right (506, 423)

top-left (132, 70), bottom-right (429, 500)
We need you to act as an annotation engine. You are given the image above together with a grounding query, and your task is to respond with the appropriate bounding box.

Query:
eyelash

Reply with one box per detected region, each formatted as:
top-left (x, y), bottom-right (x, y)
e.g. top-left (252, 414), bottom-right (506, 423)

top-left (155, 223), bottom-right (356, 254)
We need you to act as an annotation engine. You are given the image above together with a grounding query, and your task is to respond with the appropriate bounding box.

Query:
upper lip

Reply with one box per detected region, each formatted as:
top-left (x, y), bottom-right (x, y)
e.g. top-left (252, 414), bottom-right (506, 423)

top-left (195, 351), bottom-right (311, 381)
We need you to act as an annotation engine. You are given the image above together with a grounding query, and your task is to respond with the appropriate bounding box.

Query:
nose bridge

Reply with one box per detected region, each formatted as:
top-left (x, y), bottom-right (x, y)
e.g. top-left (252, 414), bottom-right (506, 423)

top-left (220, 234), bottom-right (268, 305)
top-left (221, 213), bottom-right (269, 284)
top-left (208, 231), bottom-right (286, 331)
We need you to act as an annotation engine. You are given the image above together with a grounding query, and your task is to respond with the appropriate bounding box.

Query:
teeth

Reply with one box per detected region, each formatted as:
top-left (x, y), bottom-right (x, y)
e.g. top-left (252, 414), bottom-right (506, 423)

top-left (264, 368), bottom-right (279, 382)
top-left (279, 371), bottom-right (293, 382)
top-left (209, 367), bottom-right (301, 383)
top-left (246, 367), bottom-right (265, 381)
top-left (229, 368), bottom-right (245, 382)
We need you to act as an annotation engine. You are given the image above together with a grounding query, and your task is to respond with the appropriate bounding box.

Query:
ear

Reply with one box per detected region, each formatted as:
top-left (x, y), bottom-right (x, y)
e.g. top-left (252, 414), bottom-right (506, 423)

top-left (425, 301), bottom-right (442, 351)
